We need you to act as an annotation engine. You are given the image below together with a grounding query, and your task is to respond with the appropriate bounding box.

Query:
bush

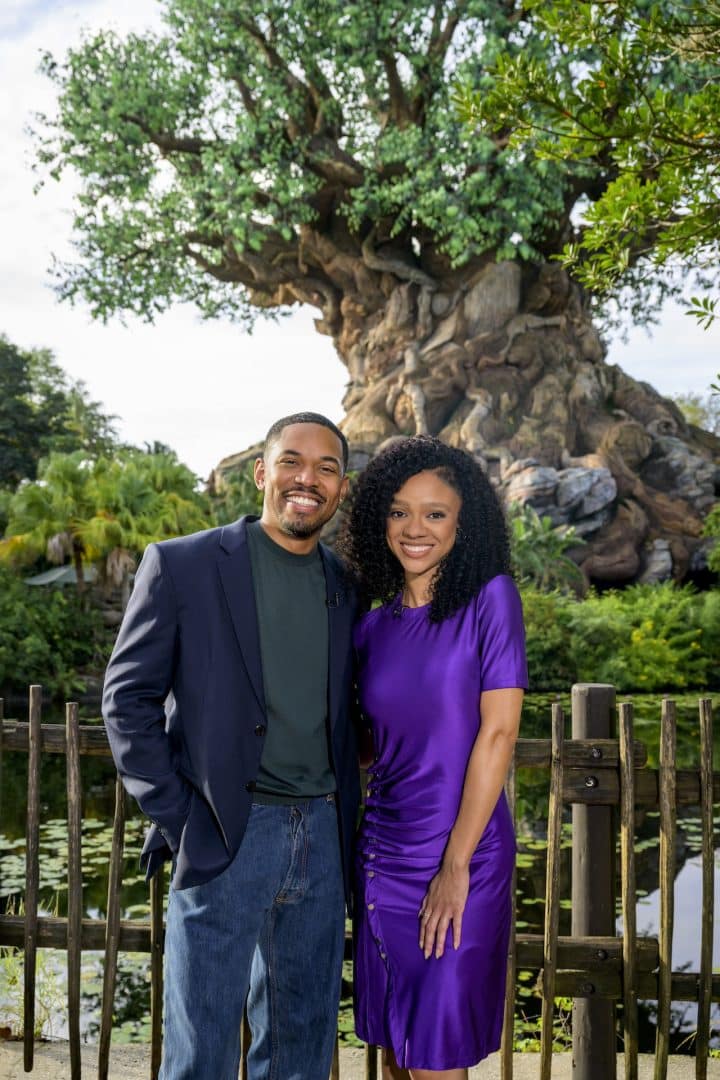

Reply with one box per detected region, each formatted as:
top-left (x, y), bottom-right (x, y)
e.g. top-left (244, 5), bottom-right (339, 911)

top-left (0, 567), bottom-right (100, 699)
top-left (518, 586), bottom-right (577, 690)
top-left (508, 503), bottom-right (584, 593)
top-left (567, 583), bottom-right (712, 692)
top-left (519, 581), bottom-right (720, 693)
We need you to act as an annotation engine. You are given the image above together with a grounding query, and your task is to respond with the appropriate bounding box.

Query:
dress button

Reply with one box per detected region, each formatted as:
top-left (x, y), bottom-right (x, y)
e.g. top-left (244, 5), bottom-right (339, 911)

top-left (254, 724), bottom-right (266, 736)
top-left (380, 952), bottom-right (387, 960)
top-left (368, 853), bottom-right (376, 861)
top-left (367, 871), bottom-right (375, 879)
top-left (367, 902), bottom-right (375, 910)
top-left (245, 780), bottom-right (256, 792)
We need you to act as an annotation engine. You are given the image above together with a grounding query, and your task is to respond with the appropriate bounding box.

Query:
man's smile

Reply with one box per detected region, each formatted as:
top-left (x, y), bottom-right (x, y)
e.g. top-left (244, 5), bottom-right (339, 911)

top-left (284, 490), bottom-right (324, 512)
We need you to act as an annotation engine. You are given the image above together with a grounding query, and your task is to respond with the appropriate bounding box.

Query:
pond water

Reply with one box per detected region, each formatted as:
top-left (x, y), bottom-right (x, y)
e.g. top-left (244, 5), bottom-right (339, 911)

top-left (0, 693), bottom-right (717, 1051)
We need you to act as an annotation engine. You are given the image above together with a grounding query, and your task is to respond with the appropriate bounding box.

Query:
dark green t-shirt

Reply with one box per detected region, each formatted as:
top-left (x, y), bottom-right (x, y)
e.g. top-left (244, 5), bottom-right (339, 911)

top-left (246, 520), bottom-right (334, 799)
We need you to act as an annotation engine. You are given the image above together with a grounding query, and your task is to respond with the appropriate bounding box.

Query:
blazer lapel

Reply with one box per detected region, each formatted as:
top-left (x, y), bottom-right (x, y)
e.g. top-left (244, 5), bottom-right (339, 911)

top-left (320, 546), bottom-right (350, 731)
top-left (216, 518), bottom-right (266, 715)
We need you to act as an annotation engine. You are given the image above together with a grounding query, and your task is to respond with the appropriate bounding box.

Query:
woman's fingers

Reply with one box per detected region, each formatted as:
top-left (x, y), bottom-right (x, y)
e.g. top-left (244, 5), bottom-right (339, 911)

top-left (419, 905), bottom-right (439, 956)
top-left (418, 897), bottom-right (431, 949)
top-left (434, 913), bottom-right (452, 958)
top-left (418, 872), bottom-right (468, 956)
top-left (453, 911), bottom-right (463, 951)
top-left (419, 907), bottom-right (456, 958)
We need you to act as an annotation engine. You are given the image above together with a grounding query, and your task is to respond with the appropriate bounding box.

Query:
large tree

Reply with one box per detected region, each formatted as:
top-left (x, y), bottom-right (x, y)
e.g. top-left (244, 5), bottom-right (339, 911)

top-left (36, 0), bottom-right (719, 582)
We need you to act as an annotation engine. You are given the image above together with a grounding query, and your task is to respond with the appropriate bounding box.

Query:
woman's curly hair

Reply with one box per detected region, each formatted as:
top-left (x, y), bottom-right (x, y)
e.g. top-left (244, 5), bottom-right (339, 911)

top-left (337, 436), bottom-right (511, 623)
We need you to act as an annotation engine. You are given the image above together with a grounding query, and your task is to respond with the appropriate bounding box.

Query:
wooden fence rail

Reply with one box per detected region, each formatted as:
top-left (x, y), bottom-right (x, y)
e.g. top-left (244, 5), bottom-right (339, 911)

top-left (0, 684), bottom-right (717, 1080)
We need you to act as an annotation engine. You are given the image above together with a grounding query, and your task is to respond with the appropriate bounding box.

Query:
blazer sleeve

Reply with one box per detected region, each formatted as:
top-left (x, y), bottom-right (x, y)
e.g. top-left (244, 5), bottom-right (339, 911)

top-left (102, 543), bottom-right (192, 853)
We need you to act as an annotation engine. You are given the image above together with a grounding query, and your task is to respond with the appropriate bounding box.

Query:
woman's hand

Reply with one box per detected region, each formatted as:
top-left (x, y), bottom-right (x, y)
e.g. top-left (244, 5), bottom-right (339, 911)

top-left (418, 861), bottom-right (470, 959)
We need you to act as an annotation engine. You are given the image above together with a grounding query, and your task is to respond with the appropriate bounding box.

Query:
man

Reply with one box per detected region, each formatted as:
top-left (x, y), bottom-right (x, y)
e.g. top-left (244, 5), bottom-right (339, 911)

top-left (103, 413), bottom-right (360, 1080)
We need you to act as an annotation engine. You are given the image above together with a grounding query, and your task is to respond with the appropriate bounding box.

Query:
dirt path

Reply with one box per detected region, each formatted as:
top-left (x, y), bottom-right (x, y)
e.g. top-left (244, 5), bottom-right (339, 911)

top-left (1, 1043), bottom-right (716, 1079)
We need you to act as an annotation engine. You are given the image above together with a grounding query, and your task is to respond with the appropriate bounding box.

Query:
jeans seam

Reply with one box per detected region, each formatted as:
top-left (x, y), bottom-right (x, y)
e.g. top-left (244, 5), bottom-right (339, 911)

top-left (299, 811), bottom-right (309, 894)
top-left (268, 907), bottom-right (279, 1080)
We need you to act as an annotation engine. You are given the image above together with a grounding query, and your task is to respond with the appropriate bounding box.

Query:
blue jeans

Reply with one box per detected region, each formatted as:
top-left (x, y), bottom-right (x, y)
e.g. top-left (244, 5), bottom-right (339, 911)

top-left (159, 797), bottom-right (345, 1080)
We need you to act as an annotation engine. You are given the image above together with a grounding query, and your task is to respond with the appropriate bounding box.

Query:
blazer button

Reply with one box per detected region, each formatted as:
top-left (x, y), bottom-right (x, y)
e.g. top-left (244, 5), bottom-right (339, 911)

top-left (254, 724), bottom-right (266, 736)
top-left (245, 780), bottom-right (256, 792)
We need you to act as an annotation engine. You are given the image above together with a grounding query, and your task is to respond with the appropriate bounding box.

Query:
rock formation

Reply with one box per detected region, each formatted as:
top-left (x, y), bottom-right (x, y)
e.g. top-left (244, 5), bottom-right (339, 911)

top-left (212, 260), bottom-right (719, 586)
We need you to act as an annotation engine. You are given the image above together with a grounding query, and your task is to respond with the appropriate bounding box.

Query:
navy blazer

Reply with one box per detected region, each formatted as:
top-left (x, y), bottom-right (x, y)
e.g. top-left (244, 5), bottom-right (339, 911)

top-left (102, 516), bottom-right (360, 905)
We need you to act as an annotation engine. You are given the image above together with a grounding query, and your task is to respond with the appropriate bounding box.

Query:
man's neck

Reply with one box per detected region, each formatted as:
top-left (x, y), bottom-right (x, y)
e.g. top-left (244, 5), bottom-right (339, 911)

top-left (257, 517), bottom-right (320, 556)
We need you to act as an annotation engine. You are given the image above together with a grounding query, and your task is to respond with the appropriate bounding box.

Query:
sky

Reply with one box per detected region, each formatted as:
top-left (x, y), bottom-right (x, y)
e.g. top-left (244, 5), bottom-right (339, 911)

top-left (2, 0), bottom-right (719, 480)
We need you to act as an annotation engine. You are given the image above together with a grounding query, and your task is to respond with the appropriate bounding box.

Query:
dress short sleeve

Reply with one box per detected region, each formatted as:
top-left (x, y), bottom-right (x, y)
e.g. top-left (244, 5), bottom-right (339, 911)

top-left (477, 574), bottom-right (529, 691)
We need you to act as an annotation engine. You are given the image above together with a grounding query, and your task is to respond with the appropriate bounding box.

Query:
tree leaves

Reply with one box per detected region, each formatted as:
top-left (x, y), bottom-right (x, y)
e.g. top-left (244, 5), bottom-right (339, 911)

top-left (461, 0), bottom-right (720, 322)
top-left (35, 0), bottom-right (573, 324)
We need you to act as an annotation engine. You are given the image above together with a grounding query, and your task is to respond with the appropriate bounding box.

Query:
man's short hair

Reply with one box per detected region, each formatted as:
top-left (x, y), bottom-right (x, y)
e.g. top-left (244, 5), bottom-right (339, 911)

top-left (263, 412), bottom-right (349, 472)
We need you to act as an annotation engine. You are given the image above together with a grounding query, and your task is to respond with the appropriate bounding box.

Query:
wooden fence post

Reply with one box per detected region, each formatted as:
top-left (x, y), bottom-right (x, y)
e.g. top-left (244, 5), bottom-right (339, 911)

top-left (65, 702), bottom-right (82, 1080)
top-left (24, 685), bottom-right (43, 1072)
top-left (696, 698), bottom-right (714, 1080)
top-left (571, 683), bottom-right (617, 1080)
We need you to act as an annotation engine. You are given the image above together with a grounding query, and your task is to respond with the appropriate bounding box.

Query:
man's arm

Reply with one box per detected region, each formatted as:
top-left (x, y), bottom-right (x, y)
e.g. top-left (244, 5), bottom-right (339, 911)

top-left (102, 543), bottom-right (192, 853)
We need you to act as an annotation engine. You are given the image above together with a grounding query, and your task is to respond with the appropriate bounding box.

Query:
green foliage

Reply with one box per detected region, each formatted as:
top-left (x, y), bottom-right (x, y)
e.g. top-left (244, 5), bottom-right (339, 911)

top-left (671, 390), bottom-right (720, 435)
top-left (567, 583), bottom-right (710, 691)
top-left (0, 940), bottom-right (66, 1040)
top-left (0, 335), bottom-right (118, 489)
top-left (518, 586), bottom-right (577, 691)
top-left (1, 448), bottom-right (213, 588)
top-left (212, 461), bottom-right (263, 525)
top-left (35, 1), bottom-right (599, 325)
top-left (0, 567), bottom-right (100, 697)
top-left (458, 0), bottom-right (720, 323)
top-left (704, 504), bottom-right (720, 572)
top-left (519, 582), bottom-right (720, 692)
top-left (688, 296), bottom-right (719, 331)
top-left (509, 502), bottom-right (585, 593)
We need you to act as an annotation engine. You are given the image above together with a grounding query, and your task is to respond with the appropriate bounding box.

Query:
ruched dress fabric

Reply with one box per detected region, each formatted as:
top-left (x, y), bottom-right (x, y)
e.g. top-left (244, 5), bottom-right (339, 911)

top-left (353, 573), bottom-right (528, 1071)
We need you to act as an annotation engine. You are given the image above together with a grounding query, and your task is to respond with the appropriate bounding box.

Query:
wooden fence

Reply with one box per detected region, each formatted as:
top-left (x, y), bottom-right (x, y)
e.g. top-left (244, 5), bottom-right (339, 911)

top-left (0, 684), bottom-right (717, 1079)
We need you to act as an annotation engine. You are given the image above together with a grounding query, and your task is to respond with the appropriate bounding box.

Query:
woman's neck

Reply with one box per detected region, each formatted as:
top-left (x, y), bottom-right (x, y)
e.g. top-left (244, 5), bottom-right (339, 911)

top-left (402, 578), bottom-right (431, 608)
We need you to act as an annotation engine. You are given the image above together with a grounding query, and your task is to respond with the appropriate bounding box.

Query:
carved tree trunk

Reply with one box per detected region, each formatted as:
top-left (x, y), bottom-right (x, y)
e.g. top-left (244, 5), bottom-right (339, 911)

top-left (215, 255), bottom-right (719, 585)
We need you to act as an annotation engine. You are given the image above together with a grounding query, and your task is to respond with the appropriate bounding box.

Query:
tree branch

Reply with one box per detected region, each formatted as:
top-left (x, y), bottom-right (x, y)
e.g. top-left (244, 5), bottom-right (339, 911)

top-left (235, 15), bottom-right (317, 136)
top-left (361, 227), bottom-right (436, 288)
top-left (230, 74), bottom-right (259, 118)
top-left (428, 3), bottom-right (464, 62)
top-left (305, 135), bottom-right (365, 187)
top-left (382, 52), bottom-right (413, 128)
top-left (119, 114), bottom-right (210, 156)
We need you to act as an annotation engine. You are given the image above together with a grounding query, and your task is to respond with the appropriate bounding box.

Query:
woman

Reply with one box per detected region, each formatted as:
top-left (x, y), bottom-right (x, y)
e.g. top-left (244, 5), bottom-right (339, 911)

top-left (338, 436), bottom-right (528, 1080)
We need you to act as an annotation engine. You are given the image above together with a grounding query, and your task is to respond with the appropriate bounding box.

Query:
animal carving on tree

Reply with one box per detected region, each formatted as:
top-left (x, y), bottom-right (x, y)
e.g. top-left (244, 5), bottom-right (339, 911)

top-left (37, 0), bottom-right (719, 584)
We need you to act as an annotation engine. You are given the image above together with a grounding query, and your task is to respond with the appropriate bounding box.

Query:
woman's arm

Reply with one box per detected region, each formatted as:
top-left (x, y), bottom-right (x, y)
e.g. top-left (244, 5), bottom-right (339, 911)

top-left (419, 686), bottom-right (524, 959)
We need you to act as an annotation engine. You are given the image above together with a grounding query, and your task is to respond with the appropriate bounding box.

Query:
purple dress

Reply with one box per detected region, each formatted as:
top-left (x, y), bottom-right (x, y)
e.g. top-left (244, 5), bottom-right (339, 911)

top-left (353, 574), bottom-right (528, 1071)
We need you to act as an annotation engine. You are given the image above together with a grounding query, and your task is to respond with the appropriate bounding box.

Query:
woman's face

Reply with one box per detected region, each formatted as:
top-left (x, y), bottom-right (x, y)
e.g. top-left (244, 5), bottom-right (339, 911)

top-left (385, 468), bottom-right (462, 587)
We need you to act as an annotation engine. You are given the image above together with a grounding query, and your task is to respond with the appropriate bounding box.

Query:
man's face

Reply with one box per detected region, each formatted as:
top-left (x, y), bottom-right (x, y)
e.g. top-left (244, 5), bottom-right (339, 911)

top-left (254, 423), bottom-right (348, 546)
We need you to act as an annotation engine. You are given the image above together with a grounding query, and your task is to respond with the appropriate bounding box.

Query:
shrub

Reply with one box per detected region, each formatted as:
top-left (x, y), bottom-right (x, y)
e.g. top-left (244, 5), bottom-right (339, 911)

top-left (0, 567), bottom-right (100, 698)
top-left (518, 586), bottom-right (577, 691)
top-left (567, 583), bottom-right (711, 692)
top-left (508, 503), bottom-right (585, 593)
top-left (518, 581), bottom-right (719, 694)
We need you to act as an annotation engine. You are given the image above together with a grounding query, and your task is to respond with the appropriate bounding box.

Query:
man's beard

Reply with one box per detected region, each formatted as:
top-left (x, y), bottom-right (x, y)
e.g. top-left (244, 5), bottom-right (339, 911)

top-left (278, 507), bottom-right (331, 539)
top-left (284, 517), bottom-right (325, 538)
